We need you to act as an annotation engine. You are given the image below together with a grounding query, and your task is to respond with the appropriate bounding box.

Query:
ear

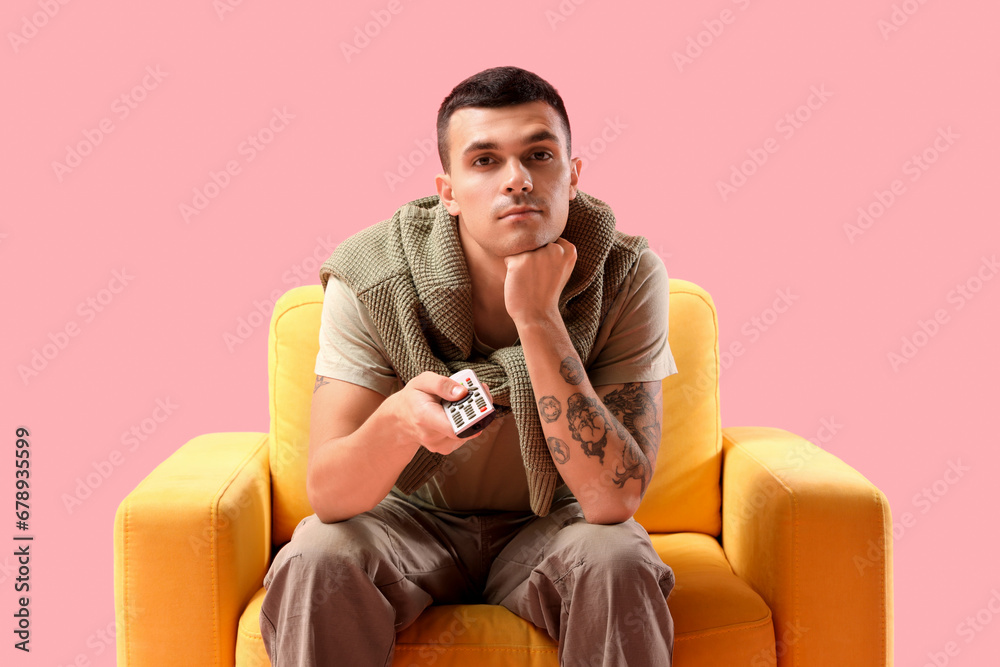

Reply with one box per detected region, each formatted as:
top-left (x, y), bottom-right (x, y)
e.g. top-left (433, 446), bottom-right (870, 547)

top-left (435, 172), bottom-right (461, 216)
top-left (568, 156), bottom-right (583, 200)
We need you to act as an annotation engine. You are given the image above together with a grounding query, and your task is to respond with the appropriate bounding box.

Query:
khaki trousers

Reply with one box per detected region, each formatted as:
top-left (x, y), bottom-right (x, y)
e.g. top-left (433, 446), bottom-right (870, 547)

top-left (260, 494), bottom-right (674, 666)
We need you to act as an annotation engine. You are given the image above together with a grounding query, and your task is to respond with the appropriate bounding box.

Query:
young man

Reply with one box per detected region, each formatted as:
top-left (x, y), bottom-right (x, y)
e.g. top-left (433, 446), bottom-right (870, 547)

top-left (261, 66), bottom-right (677, 666)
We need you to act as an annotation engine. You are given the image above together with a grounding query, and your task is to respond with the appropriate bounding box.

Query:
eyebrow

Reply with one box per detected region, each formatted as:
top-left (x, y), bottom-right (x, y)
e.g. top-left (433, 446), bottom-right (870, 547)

top-left (460, 130), bottom-right (562, 158)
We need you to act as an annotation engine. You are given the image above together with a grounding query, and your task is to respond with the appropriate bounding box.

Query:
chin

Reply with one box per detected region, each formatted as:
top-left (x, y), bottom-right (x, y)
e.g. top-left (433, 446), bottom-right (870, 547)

top-left (516, 234), bottom-right (555, 254)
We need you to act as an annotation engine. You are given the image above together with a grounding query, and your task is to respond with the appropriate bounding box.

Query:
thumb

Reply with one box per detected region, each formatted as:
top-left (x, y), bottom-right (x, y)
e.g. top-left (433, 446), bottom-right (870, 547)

top-left (410, 371), bottom-right (467, 401)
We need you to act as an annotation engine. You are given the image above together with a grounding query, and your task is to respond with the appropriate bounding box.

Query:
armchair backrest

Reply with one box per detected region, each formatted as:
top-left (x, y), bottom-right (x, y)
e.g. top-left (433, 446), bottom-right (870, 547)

top-left (267, 280), bottom-right (721, 545)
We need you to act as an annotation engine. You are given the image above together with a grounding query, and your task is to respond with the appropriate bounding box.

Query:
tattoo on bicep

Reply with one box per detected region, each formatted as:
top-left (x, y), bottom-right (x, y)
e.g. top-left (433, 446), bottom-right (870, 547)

top-left (314, 375), bottom-right (331, 394)
top-left (558, 357), bottom-right (586, 385)
top-left (603, 382), bottom-right (661, 494)
top-left (547, 436), bottom-right (570, 464)
top-left (566, 393), bottom-right (612, 463)
top-left (538, 396), bottom-right (562, 422)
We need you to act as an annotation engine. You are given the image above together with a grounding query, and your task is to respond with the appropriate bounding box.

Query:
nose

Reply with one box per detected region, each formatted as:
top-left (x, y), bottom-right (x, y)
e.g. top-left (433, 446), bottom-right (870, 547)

top-left (502, 159), bottom-right (532, 193)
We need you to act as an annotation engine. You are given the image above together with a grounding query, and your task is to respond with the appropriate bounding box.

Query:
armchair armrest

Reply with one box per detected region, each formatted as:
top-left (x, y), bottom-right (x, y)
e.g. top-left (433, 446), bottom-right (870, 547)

top-left (114, 432), bottom-right (271, 667)
top-left (721, 426), bottom-right (893, 667)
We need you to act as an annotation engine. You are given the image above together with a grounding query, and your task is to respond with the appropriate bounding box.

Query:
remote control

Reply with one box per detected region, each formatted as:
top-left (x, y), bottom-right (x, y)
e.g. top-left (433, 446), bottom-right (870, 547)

top-left (442, 369), bottom-right (496, 438)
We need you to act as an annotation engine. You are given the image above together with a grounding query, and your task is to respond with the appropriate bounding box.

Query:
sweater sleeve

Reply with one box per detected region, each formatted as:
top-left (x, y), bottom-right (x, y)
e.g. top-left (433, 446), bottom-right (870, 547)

top-left (315, 275), bottom-right (403, 397)
top-left (585, 248), bottom-right (678, 387)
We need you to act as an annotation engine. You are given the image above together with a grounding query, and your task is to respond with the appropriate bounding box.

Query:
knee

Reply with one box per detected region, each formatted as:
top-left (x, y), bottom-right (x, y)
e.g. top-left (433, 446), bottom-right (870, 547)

top-left (285, 514), bottom-right (390, 574)
top-left (555, 522), bottom-right (674, 594)
top-left (264, 518), bottom-right (391, 616)
top-left (557, 521), bottom-right (659, 565)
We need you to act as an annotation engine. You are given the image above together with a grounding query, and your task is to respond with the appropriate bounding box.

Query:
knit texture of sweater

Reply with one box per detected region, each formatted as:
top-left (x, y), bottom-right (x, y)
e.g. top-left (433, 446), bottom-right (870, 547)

top-left (319, 191), bottom-right (648, 516)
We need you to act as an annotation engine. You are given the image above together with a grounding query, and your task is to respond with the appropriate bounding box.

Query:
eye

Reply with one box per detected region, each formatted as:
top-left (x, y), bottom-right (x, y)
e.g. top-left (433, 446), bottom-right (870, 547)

top-left (472, 156), bottom-right (495, 167)
top-left (531, 151), bottom-right (553, 161)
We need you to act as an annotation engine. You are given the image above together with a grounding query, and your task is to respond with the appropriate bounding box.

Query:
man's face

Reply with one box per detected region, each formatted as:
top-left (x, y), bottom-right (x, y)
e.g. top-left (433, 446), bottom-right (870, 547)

top-left (436, 101), bottom-right (582, 261)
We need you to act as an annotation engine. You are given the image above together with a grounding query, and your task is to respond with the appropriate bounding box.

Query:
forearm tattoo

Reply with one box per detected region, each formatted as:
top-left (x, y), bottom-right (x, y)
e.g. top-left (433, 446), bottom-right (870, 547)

top-left (603, 383), bottom-right (660, 494)
top-left (547, 436), bottom-right (570, 464)
top-left (566, 393), bottom-right (612, 463)
top-left (538, 396), bottom-right (562, 423)
top-left (559, 356), bottom-right (586, 385)
top-left (313, 375), bottom-right (330, 394)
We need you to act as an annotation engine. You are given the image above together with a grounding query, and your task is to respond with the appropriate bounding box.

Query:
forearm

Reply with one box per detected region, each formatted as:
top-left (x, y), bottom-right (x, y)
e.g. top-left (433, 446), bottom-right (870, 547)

top-left (307, 402), bottom-right (418, 523)
top-left (515, 316), bottom-right (651, 524)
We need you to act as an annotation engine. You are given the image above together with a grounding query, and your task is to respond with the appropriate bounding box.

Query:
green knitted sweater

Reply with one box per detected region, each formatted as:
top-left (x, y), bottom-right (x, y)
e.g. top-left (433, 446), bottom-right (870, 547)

top-left (319, 191), bottom-right (648, 516)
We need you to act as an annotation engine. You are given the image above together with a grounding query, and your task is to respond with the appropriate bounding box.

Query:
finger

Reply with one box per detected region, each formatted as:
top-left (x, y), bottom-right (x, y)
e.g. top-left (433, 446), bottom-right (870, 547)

top-left (410, 371), bottom-right (467, 402)
top-left (559, 237), bottom-right (577, 259)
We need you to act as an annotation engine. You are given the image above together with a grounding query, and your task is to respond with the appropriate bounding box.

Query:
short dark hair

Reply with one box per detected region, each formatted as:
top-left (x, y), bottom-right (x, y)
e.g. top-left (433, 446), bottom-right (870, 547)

top-left (436, 66), bottom-right (571, 173)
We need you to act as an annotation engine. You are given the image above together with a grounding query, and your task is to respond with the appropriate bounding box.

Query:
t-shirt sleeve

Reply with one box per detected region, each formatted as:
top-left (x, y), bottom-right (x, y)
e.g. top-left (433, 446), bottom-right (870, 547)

top-left (314, 275), bottom-right (402, 397)
top-left (586, 247), bottom-right (679, 387)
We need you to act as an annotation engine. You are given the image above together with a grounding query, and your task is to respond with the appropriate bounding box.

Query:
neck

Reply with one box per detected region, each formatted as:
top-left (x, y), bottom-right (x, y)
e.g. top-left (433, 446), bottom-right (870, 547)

top-left (457, 221), bottom-right (521, 351)
top-left (458, 222), bottom-right (508, 315)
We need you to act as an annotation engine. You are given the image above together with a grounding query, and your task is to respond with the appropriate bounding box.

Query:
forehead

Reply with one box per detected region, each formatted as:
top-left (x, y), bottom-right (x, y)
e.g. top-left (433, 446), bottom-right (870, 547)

top-left (448, 101), bottom-right (566, 151)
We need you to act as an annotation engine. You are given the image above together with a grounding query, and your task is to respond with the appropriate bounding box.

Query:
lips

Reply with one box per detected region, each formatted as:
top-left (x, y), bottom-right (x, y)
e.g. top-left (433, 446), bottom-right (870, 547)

top-left (499, 206), bottom-right (542, 219)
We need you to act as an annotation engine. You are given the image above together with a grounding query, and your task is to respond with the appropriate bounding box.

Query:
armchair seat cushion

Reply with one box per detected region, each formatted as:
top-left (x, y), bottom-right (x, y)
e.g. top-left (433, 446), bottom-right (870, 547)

top-left (235, 532), bottom-right (773, 666)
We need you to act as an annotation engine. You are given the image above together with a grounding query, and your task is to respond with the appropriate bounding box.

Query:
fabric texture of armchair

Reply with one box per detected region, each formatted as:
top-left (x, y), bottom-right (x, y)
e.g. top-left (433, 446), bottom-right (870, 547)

top-left (114, 278), bottom-right (893, 666)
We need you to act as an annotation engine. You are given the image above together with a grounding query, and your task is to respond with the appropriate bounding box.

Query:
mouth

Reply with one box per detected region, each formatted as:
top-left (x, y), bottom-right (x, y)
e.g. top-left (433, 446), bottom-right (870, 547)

top-left (499, 206), bottom-right (543, 220)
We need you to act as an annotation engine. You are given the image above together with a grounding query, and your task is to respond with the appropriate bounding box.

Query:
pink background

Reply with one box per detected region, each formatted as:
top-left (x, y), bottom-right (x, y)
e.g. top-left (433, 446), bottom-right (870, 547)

top-left (3, 1), bottom-right (998, 664)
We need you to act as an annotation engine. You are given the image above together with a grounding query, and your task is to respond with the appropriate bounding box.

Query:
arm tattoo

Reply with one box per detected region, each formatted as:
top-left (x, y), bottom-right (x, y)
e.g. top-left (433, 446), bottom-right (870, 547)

top-left (538, 396), bottom-right (562, 423)
top-left (603, 383), bottom-right (660, 495)
top-left (547, 436), bottom-right (570, 464)
top-left (559, 356), bottom-right (586, 385)
top-left (313, 375), bottom-right (331, 394)
top-left (566, 393), bottom-right (612, 463)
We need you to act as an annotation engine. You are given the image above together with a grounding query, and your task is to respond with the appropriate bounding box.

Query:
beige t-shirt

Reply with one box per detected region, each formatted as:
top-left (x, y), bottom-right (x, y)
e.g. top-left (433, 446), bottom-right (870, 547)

top-left (315, 247), bottom-right (678, 513)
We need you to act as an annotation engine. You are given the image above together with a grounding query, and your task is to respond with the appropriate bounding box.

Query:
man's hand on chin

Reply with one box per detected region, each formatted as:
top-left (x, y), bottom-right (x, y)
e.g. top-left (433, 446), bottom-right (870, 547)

top-left (502, 237), bottom-right (577, 325)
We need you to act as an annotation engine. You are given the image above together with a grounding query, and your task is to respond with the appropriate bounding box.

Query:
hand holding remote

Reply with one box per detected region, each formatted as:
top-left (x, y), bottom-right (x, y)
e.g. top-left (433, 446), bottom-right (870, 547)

top-left (442, 369), bottom-right (496, 438)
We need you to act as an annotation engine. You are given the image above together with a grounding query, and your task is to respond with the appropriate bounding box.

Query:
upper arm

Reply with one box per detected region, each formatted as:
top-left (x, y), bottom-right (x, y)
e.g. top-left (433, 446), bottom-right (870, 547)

top-left (308, 375), bottom-right (386, 468)
top-left (309, 275), bottom-right (398, 466)
top-left (586, 249), bottom-right (677, 388)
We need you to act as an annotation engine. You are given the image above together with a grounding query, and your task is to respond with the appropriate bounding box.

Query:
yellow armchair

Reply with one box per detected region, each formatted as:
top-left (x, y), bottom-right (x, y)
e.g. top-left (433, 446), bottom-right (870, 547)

top-left (114, 279), bottom-right (893, 666)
